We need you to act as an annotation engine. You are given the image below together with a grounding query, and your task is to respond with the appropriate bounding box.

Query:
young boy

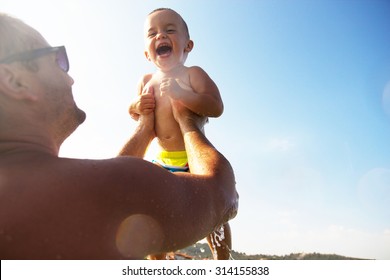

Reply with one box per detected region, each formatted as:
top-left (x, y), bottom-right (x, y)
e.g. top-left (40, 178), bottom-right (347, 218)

top-left (130, 8), bottom-right (232, 260)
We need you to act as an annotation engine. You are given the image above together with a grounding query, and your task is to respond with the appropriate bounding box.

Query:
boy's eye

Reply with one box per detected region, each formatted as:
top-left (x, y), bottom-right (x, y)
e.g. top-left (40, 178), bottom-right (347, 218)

top-left (167, 29), bottom-right (175, 34)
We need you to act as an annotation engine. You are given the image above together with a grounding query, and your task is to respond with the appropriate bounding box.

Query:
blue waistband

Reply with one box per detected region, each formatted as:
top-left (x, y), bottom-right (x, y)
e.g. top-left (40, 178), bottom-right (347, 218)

top-left (152, 160), bottom-right (189, 172)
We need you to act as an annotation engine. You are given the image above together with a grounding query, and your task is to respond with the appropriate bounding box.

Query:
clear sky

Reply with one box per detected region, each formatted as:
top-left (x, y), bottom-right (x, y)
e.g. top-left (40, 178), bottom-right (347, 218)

top-left (2, 0), bottom-right (389, 259)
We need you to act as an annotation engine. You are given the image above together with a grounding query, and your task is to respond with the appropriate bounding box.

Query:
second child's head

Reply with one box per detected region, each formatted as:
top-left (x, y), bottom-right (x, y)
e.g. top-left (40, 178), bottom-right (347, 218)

top-left (144, 8), bottom-right (193, 71)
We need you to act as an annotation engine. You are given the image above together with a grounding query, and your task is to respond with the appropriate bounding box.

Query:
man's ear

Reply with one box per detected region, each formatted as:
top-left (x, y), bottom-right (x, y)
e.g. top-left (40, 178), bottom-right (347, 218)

top-left (185, 40), bottom-right (194, 53)
top-left (144, 50), bottom-right (151, 61)
top-left (0, 65), bottom-right (35, 101)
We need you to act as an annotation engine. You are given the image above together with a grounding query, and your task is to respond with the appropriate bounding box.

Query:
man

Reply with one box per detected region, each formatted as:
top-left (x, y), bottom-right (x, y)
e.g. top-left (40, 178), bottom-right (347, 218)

top-left (0, 14), bottom-right (238, 259)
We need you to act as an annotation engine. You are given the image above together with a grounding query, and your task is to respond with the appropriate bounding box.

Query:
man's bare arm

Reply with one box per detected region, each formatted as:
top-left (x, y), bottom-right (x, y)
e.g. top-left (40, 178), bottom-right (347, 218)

top-left (118, 114), bottom-right (155, 158)
top-left (119, 86), bottom-right (155, 158)
top-left (114, 99), bottom-right (237, 258)
top-left (114, 101), bottom-right (237, 258)
top-left (157, 100), bottom-right (238, 250)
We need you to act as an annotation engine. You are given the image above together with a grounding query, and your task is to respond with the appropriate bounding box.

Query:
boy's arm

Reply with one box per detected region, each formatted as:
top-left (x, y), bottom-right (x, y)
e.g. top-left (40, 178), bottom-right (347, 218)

top-left (160, 66), bottom-right (223, 117)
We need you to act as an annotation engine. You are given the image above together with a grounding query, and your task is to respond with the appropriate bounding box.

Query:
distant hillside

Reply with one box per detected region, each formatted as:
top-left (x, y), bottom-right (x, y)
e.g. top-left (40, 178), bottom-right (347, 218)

top-left (176, 243), bottom-right (366, 260)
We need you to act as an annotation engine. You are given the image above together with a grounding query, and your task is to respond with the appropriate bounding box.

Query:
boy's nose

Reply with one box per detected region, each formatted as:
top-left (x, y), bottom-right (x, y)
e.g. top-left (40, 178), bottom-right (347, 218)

top-left (156, 32), bottom-right (167, 40)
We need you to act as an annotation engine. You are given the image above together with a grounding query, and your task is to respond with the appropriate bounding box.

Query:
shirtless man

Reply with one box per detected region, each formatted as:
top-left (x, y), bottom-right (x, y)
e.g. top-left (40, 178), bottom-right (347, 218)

top-left (0, 13), bottom-right (238, 259)
top-left (130, 8), bottom-right (232, 260)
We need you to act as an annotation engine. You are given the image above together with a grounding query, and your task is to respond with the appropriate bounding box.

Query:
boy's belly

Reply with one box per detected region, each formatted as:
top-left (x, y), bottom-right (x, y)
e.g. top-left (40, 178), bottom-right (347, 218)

top-left (154, 102), bottom-right (185, 151)
top-left (147, 80), bottom-right (186, 151)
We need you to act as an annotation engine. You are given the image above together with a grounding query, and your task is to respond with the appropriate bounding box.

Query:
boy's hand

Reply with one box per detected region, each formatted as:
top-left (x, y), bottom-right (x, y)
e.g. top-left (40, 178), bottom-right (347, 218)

top-left (160, 78), bottom-right (189, 99)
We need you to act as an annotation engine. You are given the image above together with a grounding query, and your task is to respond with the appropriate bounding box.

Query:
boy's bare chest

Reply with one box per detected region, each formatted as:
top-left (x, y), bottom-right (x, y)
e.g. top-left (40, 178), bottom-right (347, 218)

top-left (146, 73), bottom-right (191, 109)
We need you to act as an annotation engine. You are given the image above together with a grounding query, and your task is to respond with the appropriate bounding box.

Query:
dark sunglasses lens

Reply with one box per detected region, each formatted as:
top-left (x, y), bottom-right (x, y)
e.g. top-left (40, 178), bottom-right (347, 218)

top-left (56, 48), bottom-right (69, 72)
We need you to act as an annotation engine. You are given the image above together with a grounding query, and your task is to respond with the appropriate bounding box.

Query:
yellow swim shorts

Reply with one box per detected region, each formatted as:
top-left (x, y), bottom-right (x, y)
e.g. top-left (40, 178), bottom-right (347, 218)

top-left (154, 150), bottom-right (189, 172)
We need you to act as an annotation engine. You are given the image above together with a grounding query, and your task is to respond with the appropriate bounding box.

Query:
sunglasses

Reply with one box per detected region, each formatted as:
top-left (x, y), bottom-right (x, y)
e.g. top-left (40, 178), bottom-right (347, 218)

top-left (0, 46), bottom-right (69, 72)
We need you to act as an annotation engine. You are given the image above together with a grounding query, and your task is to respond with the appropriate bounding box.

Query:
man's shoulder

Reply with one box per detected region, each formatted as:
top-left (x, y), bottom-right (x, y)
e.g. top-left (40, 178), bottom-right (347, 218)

top-left (1, 155), bottom-right (148, 184)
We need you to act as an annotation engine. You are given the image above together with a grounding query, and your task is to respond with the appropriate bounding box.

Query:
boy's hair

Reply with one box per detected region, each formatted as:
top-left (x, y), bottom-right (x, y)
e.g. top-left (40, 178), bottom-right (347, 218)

top-left (149, 8), bottom-right (190, 39)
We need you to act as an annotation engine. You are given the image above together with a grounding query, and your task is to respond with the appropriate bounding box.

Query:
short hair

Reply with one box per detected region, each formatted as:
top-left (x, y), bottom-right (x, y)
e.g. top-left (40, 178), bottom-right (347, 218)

top-left (0, 13), bottom-right (45, 60)
top-left (148, 8), bottom-right (190, 39)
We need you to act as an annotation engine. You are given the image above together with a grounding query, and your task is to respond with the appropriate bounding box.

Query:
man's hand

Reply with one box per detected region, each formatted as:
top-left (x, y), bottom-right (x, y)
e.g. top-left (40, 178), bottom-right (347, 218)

top-left (121, 86), bottom-right (155, 157)
top-left (170, 98), bottom-right (207, 133)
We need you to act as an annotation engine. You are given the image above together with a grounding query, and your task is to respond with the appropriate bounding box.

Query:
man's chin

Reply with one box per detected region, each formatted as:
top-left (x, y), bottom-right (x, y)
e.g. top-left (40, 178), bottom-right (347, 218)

top-left (77, 108), bottom-right (87, 125)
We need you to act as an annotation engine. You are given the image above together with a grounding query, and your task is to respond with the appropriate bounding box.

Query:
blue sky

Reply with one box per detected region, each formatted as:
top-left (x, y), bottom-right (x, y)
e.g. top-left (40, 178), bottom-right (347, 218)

top-left (2, 0), bottom-right (390, 259)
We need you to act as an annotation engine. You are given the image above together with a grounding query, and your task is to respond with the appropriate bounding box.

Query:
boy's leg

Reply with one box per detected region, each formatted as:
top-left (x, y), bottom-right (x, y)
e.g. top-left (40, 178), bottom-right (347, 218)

top-left (147, 253), bottom-right (168, 260)
top-left (207, 223), bottom-right (232, 260)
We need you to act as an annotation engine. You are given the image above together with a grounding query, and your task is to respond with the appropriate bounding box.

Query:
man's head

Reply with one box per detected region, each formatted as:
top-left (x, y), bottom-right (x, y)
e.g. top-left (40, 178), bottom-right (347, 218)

top-left (0, 14), bottom-right (85, 149)
top-left (0, 14), bottom-right (47, 61)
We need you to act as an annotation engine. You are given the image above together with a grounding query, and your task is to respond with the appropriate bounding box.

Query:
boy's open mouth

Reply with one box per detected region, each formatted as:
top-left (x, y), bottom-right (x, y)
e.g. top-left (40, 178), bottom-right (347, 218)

top-left (156, 44), bottom-right (172, 56)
